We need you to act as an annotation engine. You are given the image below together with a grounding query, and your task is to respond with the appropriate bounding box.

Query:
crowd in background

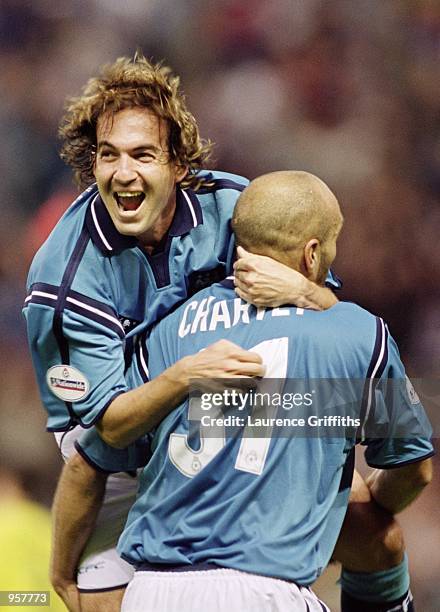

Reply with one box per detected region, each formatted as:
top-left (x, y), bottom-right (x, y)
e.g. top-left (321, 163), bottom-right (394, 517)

top-left (0, 1), bottom-right (438, 610)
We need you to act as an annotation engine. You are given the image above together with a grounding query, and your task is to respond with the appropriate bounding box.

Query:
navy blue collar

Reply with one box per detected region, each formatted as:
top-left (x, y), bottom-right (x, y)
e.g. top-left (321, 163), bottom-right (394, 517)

top-left (168, 188), bottom-right (203, 237)
top-left (86, 186), bottom-right (203, 255)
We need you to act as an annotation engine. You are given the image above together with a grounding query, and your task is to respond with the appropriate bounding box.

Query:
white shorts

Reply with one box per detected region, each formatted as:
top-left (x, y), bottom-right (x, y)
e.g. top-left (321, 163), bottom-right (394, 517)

top-left (77, 548), bottom-right (134, 591)
top-left (55, 428), bottom-right (137, 591)
top-left (122, 568), bottom-right (331, 612)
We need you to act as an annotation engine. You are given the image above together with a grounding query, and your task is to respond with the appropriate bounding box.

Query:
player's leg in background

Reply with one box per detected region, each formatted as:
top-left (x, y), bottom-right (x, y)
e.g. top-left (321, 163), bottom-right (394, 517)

top-left (74, 475), bottom-right (137, 612)
top-left (333, 471), bottom-right (414, 612)
top-left (80, 587), bottom-right (125, 612)
top-left (77, 548), bottom-right (131, 612)
top-left (77, 547), bottom-right (132, 612)
top-left (54, 429), bottom-right (136, 612)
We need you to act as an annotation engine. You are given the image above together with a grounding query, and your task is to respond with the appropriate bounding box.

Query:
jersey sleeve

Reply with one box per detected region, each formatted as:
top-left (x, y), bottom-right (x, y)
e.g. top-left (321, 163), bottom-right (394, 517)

top-left (23, 295), bottom-right (128, 432)
top-left (363, 326), bottom-right (434, 468)
top-left (75, 427), bottom-right (151, 473)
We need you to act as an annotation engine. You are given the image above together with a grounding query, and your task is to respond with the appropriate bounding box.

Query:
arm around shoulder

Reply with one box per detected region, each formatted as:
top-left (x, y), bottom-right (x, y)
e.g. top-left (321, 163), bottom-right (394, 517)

top-left (233, 247), bottom-right (338, 310)
top-left (96, 339), bottom-right (265, 448)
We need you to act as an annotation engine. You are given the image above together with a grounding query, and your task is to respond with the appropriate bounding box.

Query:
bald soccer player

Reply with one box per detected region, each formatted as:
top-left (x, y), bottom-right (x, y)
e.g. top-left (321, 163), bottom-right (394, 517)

top-left (70, 171), bottom-right (433, 612)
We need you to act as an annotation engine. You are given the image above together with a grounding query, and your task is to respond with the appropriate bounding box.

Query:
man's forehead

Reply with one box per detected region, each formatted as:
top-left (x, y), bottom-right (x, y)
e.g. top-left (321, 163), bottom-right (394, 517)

top-left (96, 107), bottom-right (167, 142)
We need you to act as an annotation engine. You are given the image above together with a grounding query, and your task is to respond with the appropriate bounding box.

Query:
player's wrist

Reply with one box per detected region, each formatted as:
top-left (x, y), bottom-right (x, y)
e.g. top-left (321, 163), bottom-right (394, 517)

top-left (161, 359), bottom-right (193, 394)
top-left (296, 280), bottom-right (337, 310)
top-left (287, 274), bottom-right (315, 309)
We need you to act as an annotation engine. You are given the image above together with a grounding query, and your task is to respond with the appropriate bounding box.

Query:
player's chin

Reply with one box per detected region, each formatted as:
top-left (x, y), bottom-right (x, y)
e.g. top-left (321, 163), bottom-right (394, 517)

top-left (112, 215), bottom-right (146, 236)
top-left (113, 205), bottom-right (148, 227)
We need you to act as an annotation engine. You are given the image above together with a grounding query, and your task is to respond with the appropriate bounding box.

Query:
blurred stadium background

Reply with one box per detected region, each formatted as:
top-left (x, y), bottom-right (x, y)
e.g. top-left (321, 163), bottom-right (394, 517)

top-left (0, 1), bottom-right (438, 610)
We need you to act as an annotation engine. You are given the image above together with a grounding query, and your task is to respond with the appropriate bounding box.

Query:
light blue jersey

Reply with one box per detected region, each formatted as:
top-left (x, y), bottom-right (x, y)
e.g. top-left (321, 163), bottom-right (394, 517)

top-left (78, 279), bottom-right (433, 585)
top-left (23, 171), bottom-right (248, 431)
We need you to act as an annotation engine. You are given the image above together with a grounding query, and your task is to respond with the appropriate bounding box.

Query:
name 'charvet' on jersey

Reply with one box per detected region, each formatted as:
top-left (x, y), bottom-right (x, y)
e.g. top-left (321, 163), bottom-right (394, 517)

top-left (23, 171), bottom-right (250, 431)
top-left (77, 279), bottom-right (433, 586)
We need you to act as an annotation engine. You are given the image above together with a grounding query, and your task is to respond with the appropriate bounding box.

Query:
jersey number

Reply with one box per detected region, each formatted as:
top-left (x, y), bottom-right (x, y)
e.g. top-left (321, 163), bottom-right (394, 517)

top-left (168, 337), bottom-right (288, 478)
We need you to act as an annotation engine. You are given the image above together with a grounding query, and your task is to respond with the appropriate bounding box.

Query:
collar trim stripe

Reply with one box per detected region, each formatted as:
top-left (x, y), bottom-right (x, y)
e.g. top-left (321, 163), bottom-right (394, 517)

top-left (91, 195), bottom-right (113, 252)
top-left (182, 189), bottom-right (198, 228)
top-left (87, 188), bottom-right (202, 253)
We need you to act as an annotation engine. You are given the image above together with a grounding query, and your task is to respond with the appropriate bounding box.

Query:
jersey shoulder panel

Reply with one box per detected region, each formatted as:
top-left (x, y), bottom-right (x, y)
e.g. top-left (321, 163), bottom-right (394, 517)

top-left (26, 186), bottom-right (99, 290)
top-left (296, 302), bottom-right (384, 379)
top-left (194, 170), bottom-right (248, 215)
top-left (197, 169), bottom-right (249, 188)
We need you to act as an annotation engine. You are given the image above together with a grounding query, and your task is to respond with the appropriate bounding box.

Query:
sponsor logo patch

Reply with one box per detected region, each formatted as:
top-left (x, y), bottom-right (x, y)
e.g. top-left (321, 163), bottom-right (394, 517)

top-left (46, 365), bottom-right (90, 402)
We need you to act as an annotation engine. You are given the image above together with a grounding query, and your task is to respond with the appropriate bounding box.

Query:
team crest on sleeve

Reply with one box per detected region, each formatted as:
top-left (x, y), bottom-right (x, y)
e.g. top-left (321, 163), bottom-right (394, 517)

top-left (405, 376), bottom-right (420, 405)
top-left (46, 365), bottom-right (90, 402)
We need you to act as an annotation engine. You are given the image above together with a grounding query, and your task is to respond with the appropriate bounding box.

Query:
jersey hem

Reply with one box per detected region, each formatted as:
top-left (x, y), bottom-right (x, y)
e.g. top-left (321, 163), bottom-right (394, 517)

top-left (46, 389), bottom-right (126, 433)
top-left (82, 390), bottom-right (127, 428)
top-left (121, 555), bottom-right (316, 587)
top-left (74, 440), bottom-right (116, 474)
top-left (366, 449), bottom-right (435, 469)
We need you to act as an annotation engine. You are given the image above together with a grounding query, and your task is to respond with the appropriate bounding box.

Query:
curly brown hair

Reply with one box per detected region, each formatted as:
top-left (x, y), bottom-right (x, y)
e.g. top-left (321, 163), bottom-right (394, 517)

top-left (59, 53), bottom-right (213, 190)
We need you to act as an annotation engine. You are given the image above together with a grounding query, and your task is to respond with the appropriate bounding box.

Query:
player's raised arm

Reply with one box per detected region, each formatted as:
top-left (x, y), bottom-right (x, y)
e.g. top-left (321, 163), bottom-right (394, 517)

top-left (233, 246), bottom-right (338, 310)
top-left (97, 339), bottom-right (265, 448)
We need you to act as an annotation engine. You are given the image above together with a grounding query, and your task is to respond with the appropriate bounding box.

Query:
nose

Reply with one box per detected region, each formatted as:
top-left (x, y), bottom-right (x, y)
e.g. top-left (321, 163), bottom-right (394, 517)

top-left (113, 154), bottom-right (137, 184)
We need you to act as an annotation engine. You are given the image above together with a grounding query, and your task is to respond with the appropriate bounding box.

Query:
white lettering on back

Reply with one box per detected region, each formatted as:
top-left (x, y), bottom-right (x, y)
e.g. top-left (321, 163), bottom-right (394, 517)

top-left (209, 300), bottom-right (231, 331)
top-left (232, 298), bottom-right (250, 326)
top-left (191, 297), bottom-right (215, 334)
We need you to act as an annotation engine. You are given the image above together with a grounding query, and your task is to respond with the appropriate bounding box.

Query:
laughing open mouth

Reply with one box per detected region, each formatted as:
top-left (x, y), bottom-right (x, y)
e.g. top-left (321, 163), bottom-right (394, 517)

top-left (115, 192), bottom-right (145, 212)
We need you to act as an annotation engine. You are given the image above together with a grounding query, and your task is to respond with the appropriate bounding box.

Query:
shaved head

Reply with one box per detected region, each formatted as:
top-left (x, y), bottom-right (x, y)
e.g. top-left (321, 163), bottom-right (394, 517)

top-left (232, 171), bottom-right (343, 282)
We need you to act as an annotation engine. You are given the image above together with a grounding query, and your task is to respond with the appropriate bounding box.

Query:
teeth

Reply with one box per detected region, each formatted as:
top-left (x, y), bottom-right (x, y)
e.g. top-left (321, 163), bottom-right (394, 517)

top-left (116, 192), bottom-right (143, 197)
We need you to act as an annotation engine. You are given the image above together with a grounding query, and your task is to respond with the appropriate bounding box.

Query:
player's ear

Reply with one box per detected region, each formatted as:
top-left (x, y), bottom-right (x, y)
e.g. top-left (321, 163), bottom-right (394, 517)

top-left (304, 238), bottom-right (321, 279)
top-left (174, 164), bottom-right (188, 184)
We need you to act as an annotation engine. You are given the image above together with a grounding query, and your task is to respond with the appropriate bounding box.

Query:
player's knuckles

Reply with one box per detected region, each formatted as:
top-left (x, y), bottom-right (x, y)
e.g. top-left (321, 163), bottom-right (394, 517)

top-left (235, 350), bottom-right (263, 363)
top-left (233, 278), bottom-right (245, 290)
top-left (218, 339), bottom-right (241, 351)
top-left (238, 278), bottom-right (253, 290)
top-left (236, 288), bottom-right (252, 301)
top-left (209, 339), bottom-right (236, 352)
top-left (231, 347), bottom-right (262, 362)
top-left (214, 359), bottom-right (237, 375)
top-left (242, 271), bottom-right (257, 285)
top-left (233, 360), bottom-right (264, 376)
top-left (235, 261), bottom-right (254, 275)
top-left (249, 296), bottom-right (269, 307)
top-left (247, 362), bottom-right (266, 376)
top-left (210, 340), bottom-right (247, 360)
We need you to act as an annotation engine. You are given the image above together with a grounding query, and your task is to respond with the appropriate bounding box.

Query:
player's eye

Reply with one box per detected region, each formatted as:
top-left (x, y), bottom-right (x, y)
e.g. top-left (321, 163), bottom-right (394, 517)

top-left (135, 151), bottom-right (155, 162)
top-left (99, 149), bottom-right (116, 160)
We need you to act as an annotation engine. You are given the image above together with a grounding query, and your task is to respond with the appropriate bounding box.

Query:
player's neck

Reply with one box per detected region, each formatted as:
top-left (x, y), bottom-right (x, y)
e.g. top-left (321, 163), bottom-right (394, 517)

top-left (139, 201), bottom-right (176, 253)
